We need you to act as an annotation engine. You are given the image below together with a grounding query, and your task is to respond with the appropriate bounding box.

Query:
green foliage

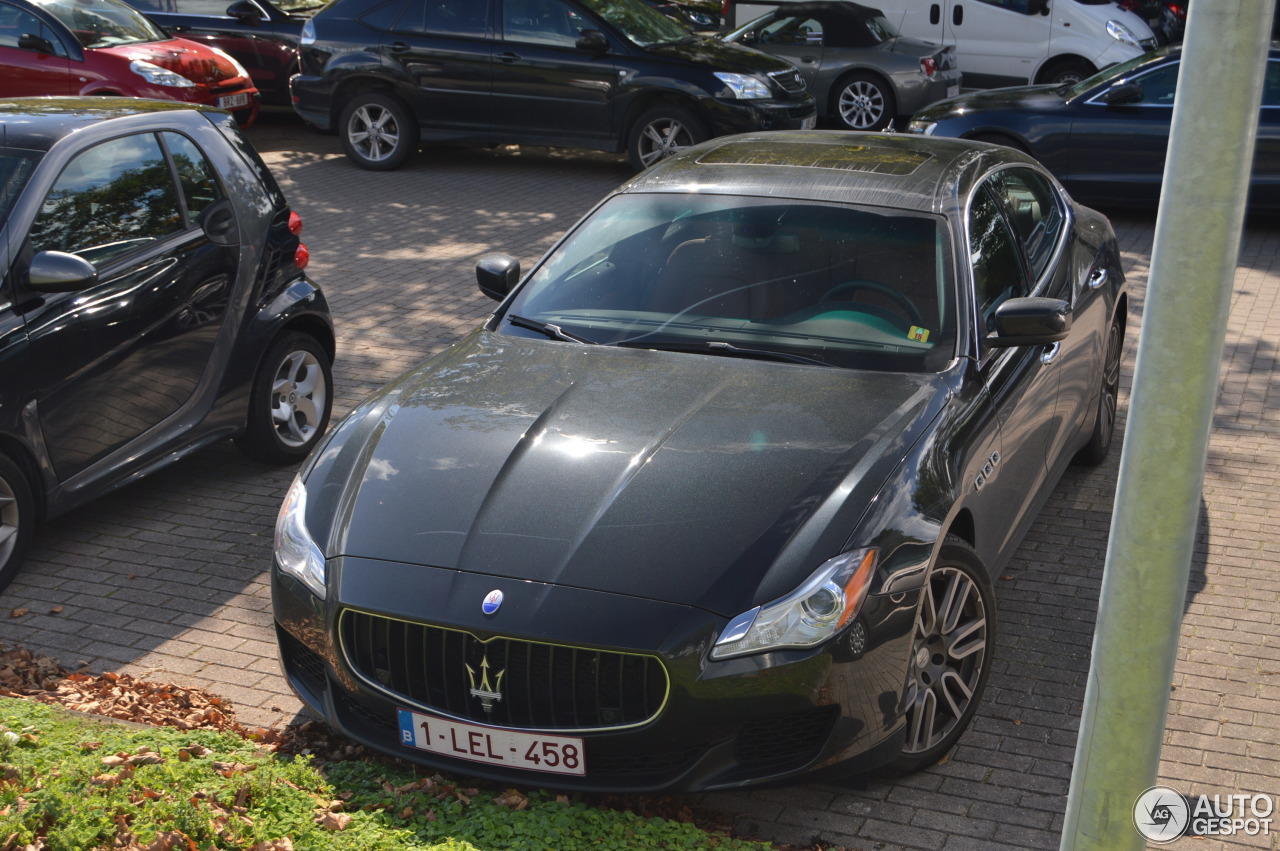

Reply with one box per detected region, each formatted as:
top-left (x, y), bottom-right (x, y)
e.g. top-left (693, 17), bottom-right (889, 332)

top-left (0, 699), bottom-right (767, 851)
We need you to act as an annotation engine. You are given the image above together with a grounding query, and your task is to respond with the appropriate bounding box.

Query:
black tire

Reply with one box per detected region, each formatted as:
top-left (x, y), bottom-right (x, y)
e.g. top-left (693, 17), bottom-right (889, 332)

top-left (236, 332), bottom-right (333, 464)
top-left (1073, 315), bottom-right (1124, 466)
top-left (832, 72), bottom-right (896, 131)
top-left (339, 93), bottom-right (419, 171)
top-left (966, 132), bottom-right (1029, 155)
top-left (627, 105), bottom-right (707, 171)
top-left (0, 454), bottom-right (35, 594)
top-left (885, 536), bottom-right (995, 775)
top-left (1038, 57), bottom-right (1094, 86)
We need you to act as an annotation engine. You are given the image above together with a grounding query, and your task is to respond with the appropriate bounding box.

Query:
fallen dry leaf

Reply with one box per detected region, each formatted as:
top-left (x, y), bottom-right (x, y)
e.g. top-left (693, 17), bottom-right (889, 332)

top-left (315, 811), bottom-right (352, 831)
top-left (7, 610), bottom-right (27, 619)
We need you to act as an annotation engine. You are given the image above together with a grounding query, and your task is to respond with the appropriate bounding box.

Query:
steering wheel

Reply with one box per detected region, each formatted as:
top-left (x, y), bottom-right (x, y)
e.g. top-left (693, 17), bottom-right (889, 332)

top-left (819, 279), bottom-right (925, 327)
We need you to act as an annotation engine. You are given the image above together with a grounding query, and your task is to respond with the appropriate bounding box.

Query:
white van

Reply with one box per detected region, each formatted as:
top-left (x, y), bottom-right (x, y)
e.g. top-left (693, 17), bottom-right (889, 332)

top-left (732, 0), bottom-right (1157, 88)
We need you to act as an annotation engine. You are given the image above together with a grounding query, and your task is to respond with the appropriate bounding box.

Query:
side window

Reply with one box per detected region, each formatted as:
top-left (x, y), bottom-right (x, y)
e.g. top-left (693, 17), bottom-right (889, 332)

top-left (502, 0), bottom-right (582, 47)
top-left (759, 16), bottom-right (822, 45)
top-left (0, 3), bottom-right (65, 55)
top-left (1132, 62), bottom-right (1179, 105)
top-left (161, 131), bottom-right (222, 218)
top-left (968, 185), bottom-right (1029, 336)
top-left (1263, 59), bottom-right (1280, 107)
top-left (27, 133), bottom-right (184, 268)
top-left (357, 0), bottom-right (405, 31)
top-left (173, 0), bottom-right (253, 14)
top-left (988, 168), bottom-right (1064, 283)
top-left (397, 0), bottom-right (489, 37)
top-left (971, 0), bottom-right (1034, 12)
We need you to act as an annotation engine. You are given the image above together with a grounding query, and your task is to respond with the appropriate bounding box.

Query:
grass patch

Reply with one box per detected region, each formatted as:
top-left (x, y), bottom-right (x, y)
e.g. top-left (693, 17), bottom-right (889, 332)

top-left (0, 697), bottom-right (767, 850)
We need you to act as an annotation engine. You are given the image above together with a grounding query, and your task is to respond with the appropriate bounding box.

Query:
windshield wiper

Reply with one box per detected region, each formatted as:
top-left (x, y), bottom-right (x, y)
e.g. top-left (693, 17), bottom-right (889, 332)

top-left (507, 313), bottom-right (598, 345)
top-left (622, 339), bottom-right (833, 367)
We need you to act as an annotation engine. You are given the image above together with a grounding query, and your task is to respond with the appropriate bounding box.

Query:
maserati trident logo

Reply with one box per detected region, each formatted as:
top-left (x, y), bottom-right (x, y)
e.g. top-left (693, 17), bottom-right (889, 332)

top-left (466, 655), bottom-right (505, 715)
top-left (481, 589), bottom-right (503, 615)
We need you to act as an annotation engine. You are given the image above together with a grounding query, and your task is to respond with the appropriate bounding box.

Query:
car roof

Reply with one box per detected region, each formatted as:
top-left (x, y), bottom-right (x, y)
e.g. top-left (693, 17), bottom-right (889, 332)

top-left (620, 131), bottom-right (1024, 215)
top-left (760, 1), bottom-right (884, 22)
top-left (0, 97), bottom-right (216, 152)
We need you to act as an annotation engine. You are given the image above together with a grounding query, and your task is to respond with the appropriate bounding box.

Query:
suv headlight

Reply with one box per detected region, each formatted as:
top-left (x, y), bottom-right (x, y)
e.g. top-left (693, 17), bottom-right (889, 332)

top-left (711, 549), bottom-right (878, 659)
top-left (1106, 19), bottom-right (1142, 47)
top-left (129, 59), bottom-right (195, 88)
top-left (275, 476), bottom-right (326, 598)
top-left (715, 71), bottom-right (772, 100)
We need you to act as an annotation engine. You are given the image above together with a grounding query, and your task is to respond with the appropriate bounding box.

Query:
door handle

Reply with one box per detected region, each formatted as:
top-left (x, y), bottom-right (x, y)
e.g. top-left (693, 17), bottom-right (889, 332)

top-left (1087, 266), bottom-right (1108, 290)
top-left (1041, 341), bottom-right (1062, 364)
top-left (389, 41), bottom-right (410, 54)
top-left (497, 51), bottom-right (521, 63)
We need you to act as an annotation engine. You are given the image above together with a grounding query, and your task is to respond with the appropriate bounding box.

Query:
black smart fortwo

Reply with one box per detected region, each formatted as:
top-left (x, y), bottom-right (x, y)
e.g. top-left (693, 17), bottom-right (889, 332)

top-left (272, 131), bottom-right (1126, 791)
top-left (0, 98), bottom-right (335, 592)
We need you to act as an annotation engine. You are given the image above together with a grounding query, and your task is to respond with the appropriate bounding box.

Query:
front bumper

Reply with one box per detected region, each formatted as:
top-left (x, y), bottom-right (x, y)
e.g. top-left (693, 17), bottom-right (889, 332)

top-left (705, 94), bottom-right (818, 138)
top-left (273, 555), bottom-right (918, 792)
top-left (289, 73), bottom-right (334, 130)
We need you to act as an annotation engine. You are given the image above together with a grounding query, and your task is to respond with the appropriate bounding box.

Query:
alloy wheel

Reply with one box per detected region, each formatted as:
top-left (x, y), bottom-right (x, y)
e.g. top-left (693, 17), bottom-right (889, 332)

top-left (902, 564), bottom-right (989, 754)
top-left (270, 349), bottom-right (327, 449)
top-left (636, 118), bottom-right (695, 168)
top-left (838, 81), bottom-right (886, 130)
top-left (1098, 321), bottom-right (1122, 449)
top-left (347, 104), bottom-right (402, 164)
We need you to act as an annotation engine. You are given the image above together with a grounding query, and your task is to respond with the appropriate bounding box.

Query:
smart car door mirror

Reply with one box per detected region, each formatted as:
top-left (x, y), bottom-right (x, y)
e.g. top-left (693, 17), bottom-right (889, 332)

top-left (576, 29), bottom-right (608, 53)
top-left (18, 33), bottom-right (57, 54)
top-left (226, 1), bottom-right (263, 23)
top-left (986, 296), bottom-right (1071, 347)
top-left (476, 253), bottom-right (520, 301)
top-left (27, 250), bottom-right (98, 293)
top-left (199, 198), bottom-right (240, 246)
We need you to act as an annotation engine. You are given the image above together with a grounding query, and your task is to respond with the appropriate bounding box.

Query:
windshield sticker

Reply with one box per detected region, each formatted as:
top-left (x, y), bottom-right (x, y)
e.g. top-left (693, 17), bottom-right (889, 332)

top-left (908, 326), bottom-right (931, 343)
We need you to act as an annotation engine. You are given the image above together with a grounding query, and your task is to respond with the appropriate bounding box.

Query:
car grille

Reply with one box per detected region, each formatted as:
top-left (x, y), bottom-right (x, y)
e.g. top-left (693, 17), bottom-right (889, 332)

top-left (769, 68), bottom-right (807, 94)
top-left (278, 625), bottom-right (328, 699)
top-left (339, 610), bottom-right (670, 731)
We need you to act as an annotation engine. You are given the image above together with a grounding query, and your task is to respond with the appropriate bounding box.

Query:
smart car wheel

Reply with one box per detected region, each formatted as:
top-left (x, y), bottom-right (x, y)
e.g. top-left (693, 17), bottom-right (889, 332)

top-left (340, 93), bottom-right (419, 171)
top-left (888, 536), bottom-right (994, 774)
top-left (1074, 315), bottom-right (1124, 466)
top-left (627, 105), bottom-right (707, 171)
top-left (237, 332), bottom-right (333, 464)
top-left (0, 454), bottom-right (35, 594)
top-left (834, 72), bottom-right (896, 131)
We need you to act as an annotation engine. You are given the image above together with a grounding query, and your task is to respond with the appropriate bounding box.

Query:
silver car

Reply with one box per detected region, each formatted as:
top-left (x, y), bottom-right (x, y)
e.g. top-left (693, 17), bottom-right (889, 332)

top-left (723, 1), bottom-right (961, 131)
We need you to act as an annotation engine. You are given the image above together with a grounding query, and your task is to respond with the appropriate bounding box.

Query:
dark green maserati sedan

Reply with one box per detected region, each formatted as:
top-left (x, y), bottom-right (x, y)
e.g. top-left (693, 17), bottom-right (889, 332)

top-left (271, 130), bottom-right (1127, 791)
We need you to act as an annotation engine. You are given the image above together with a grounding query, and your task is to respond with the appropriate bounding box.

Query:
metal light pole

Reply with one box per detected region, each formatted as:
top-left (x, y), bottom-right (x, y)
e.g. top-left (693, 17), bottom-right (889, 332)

top-left (1059, 1), bottom-right (1275, 848)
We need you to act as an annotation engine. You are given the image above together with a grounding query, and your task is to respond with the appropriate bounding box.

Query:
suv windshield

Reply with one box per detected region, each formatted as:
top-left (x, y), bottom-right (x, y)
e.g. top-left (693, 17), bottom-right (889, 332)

top-left (504, 192), bottom-right (956, 373)
top-left (578, 0), bottom-right (692, 45)
top-left (35, 0), bottom-right (168, 47)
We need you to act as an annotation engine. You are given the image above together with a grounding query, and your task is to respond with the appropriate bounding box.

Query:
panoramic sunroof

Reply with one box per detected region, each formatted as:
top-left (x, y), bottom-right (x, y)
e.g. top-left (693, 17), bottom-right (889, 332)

top-left (697, 140), bottom-right (934, 176)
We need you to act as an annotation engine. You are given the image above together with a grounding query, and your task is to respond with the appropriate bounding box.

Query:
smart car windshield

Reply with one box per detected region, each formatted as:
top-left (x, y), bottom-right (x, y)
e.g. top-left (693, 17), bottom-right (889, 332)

top-left (504, 193), bottom-right (956, 372)
top-left (35, 0), bottom-right (168, 47)
top-left (578, 0), bottom-right (694, 45)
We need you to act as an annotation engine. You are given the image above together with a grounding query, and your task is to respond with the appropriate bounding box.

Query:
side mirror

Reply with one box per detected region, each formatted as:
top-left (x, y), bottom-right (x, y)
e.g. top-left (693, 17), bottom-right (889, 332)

top-left (27, 250), bottom-right (98, 293)
top-left (225, 0), bottom-right (262, 23)
top-left (986, 296), bottom-right (1071, 347)
top-left (198, 198), bottom-right (240, 246)
top-left (576, 29), bottom-right (608, 53)
top-left (1028, 0), bottom-right (1050, 15)
top-left (18, 32), bottom-right (57, 54)
top-left (476, 253), bottom-right (520, 301)
top-left (1100, 81), bottom-right (1142, 104)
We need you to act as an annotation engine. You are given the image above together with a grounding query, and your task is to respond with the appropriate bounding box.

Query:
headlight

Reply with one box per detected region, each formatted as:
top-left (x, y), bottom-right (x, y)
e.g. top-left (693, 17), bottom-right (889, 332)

top-left (711, 549), bottom-right (878, 659)
top-left (209, 46), bottom-right (249, 79)
top-left (275, 476), bottom-right (327, 599)
top-left (1106, 19), bottom-right (1142, 47)
top-left (714, 71), bottom-right (772, 100)
top-left (907, 119), bottom-right (936, 135)
top-left (129, 59), bottom-right (196, 88)
top-left (300, 19), bottom-right (315, 46)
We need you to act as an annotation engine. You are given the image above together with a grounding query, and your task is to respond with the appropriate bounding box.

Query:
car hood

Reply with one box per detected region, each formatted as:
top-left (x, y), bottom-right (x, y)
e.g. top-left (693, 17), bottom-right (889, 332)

top-left (646, 35), bottom-right (795, 75)
top-left (98, 39), bottom-right (244, 84)
top-left (316, 331), bottom-right (946, 616)
top-left (920, 83), bottom-right (1064, 118)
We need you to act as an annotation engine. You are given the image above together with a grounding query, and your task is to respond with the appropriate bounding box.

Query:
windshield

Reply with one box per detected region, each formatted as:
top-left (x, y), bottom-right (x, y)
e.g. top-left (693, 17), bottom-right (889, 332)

top-left (0, 149), bottom-right (41, 224)
top-left (578, 0), bottom-right (691, 46)
top-left (35, 0), bottom-right (168, 47)
top-left (866, 14), bottom-right (900, 40)
top-left (1065, 51), bottom-right (1158, 97)
top-left (503, 193), bottom-right (956, 373)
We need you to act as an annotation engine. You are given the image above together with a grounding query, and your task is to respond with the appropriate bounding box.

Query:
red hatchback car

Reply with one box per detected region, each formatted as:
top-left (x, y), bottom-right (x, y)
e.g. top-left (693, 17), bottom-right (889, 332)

top-left (0, 0), bottom-right (259, 123)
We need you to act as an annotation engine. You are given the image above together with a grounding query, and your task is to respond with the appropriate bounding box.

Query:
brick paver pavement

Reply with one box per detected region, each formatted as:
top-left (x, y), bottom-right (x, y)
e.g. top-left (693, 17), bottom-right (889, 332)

top-left (1, 116), bottom-right (1277, 850)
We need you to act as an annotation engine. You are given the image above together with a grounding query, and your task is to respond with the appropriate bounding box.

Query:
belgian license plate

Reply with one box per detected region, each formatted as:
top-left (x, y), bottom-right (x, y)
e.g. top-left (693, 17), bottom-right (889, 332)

top-left (397, 708), bottom-right (586, 775)
top-left (217, 93), bottom-right (249, 109)
top-left (802, 115), bottom-right (817, 130)
top-left (947, 84), bottom-right (960, 98)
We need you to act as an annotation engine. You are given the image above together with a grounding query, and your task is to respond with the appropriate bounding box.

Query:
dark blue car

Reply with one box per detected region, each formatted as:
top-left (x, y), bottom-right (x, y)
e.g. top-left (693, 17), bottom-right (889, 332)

top-left (907, 46), bottom-right (1280, 210)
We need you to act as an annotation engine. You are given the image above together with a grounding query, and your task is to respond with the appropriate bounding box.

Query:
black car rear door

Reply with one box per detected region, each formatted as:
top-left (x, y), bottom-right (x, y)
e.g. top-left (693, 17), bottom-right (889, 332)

top-left (490, 0), bottom-right (616, 147)
top-left (16, 130), bottom-right (238, 482)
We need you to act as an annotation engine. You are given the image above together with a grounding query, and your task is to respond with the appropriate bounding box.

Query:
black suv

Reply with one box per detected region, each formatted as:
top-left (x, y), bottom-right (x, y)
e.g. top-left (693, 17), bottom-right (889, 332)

top-left (290, 0), bottom-right (817, 170)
